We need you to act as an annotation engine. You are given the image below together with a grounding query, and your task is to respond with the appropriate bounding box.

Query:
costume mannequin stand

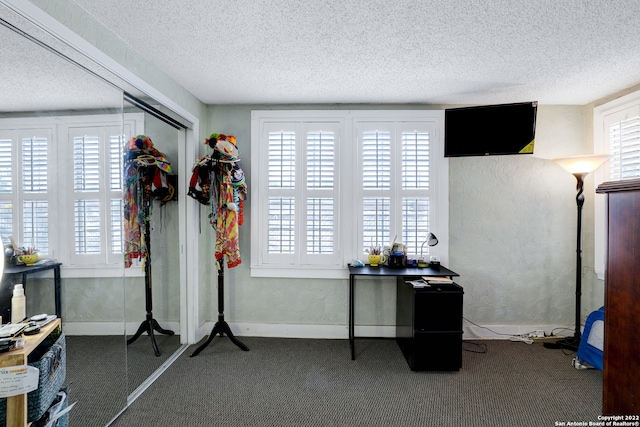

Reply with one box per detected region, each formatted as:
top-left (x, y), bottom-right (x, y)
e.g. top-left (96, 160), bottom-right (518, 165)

top-left (190, 260), bottom-right (248, 357)
top-left (127, 176), bottom-right (175, 356)
top-left (188, 133), bottom-right (249, 357)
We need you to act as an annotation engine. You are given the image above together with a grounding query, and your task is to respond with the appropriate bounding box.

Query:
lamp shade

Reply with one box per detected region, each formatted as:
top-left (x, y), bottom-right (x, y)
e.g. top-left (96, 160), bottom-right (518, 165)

top-left (553, 154), bottom-right (610, 175)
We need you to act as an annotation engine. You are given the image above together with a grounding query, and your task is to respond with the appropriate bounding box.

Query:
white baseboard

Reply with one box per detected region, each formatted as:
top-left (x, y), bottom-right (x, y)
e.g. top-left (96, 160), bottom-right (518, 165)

top-left (62, 321), bottom-right (181, 336)
top-left (196, 322), bottom-right (573, 342)
top-left (62, 320), bottom-right (571, 342)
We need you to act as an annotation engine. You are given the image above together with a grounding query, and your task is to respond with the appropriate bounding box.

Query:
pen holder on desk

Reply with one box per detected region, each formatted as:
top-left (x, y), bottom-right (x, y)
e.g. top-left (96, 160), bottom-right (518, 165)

top-left (368, 254), bottom-right (386, 267)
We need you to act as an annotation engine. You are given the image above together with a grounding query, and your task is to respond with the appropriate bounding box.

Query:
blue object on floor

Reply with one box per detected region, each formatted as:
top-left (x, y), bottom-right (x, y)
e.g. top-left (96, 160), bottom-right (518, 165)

top-left (576, 306), bottom-right (604, 371)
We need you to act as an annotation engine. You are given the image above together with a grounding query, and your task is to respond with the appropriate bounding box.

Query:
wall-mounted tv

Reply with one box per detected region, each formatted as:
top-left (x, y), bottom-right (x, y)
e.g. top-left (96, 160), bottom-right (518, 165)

top-left (444, 101), bottom-right (537, 157)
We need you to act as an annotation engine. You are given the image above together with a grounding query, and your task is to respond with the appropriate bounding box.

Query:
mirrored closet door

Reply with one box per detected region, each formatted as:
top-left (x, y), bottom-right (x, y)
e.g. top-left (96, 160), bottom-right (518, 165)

top-left (0, 4), bottom-right (191, 426)
top-left (0, 9), bottom-right (127, 427)
top-left (122, 96), bottom-right (185, 397)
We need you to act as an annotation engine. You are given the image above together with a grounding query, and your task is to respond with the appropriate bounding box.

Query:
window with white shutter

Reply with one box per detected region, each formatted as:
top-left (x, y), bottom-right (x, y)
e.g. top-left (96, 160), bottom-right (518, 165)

top-left (357, 121), bottom-right (435, 258)
top-left (306, 130), bottom-right (335, 258)
top-left (0, 138), bottom-right (14, 245)
top-left (0, 113), bottom-right (143, 277)
top-left (594, 91), bottom-right (640, 279)
top-left (0, 129), bottom-right (52, 253)
top-left (73, 133), bottom-right (101, 255)
top-left (259, 120), bottom-right (341, 267)
top-left (606, 115), bottom-right (640, 180)
top-left (21, 136), bottom-right (49, 252)
top-left (252, 110), bottom-right (447, 279)
top-left (401, 130), bottom-right (431, 256)
top-left (64, 120), bottom-right (138, 269)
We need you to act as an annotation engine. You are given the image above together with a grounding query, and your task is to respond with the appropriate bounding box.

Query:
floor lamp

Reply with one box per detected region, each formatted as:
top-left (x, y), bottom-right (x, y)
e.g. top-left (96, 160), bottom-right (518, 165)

top-left (545, 154), bottom-right (610, 351)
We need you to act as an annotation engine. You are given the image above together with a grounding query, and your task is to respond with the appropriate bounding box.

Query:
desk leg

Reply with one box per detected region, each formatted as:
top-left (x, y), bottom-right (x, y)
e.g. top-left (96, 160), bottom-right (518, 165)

top-left (349, 274), bottom-right (355, 360)
top-left (54, 266), bottom-right (61, 318)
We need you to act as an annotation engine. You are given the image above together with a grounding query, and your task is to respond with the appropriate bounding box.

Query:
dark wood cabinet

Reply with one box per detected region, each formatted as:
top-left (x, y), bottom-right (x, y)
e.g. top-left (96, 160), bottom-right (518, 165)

top-left (396, 278), bottom-right (463, 371)
top-left (596, 179), bottom-right (640, 415)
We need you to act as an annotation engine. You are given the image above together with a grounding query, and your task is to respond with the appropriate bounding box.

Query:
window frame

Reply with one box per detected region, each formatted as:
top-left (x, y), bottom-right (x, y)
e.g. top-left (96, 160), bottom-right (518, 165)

top-left (593, 90), bottom-right (640, 279)
top-left (0, 113), bottom-right (144, 278)
top-left (251, 110), bottom-right (448, 279)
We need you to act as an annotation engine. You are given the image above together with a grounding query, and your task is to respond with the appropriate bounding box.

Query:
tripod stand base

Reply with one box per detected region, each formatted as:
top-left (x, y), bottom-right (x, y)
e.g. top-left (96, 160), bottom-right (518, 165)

top-left (190, 320), bottom-right (249, 357)
top-left (127, 317), bottom-right (175, 357)
top-left (543, 336), bottom-right (580, 352)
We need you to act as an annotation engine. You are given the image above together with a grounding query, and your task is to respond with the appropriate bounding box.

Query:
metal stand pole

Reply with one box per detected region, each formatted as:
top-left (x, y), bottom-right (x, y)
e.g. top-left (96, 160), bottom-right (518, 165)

top-left (127, 196), bottom-right (175, 356)
top-left (545, 172), bottom-right (586, 352)
top-left (190, 261), bottom-right (249, 357)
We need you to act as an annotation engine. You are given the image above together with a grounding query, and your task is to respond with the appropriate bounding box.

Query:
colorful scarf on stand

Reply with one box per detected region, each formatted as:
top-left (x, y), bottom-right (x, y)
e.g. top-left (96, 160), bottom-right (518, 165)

top-left (187, 133), bottom-right (247, 268)
top-left (123, 135), bottom-right (172, 268)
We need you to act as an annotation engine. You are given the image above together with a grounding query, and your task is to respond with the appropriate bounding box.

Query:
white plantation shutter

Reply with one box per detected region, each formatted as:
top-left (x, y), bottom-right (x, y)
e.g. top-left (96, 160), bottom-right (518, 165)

top-left (0, 138), bottom-right (11, 194)
top-left (0, 138), bottom-right (13, 241)
top-left (402, 131), bottom-right (430, 190)
top-left (362, 131), bottom-right (391, 190)
top-left (403, 197), bottom-right (430, 257)
top-left (74, 199), bottom-right (101, 254)
top-left (362, 197), bottom-right (390, 251)
top-left (72, 131), bottom-right (102, 255)
top-left (306, 130), bottom-right (335, 256)
top-left (110, 198), bottom-right (123, 254)
top-left (268, 197), bottom-right (295, 254)
top-left (251, 110), bottom-right (446, 278)
top-left (607, 115), bottom-right (640, 180)
top-left (71, 131), bottom-right (124, 257)
top-left (0, 129), bottom-right (51, 252)
top-left (69, 125), bottom-right (128, 261)
top-left (259, 119), bottom-right (342, 267)
top-left (268, 130), bottom-right (296, 256)
top-left (109, 135), bottom-right (123, 191)
top-left (401, 131), bottom-right (431, 256)
top-left (21, 136), bottom-right (49, 251)
top-left (594, 94), bottom-right (640, 279)
top-left (22, 200), bottom-right (48, 252)
top-left (0, 114), bottom-right (141, 276)
top-left (0, 204), bottom-right (11, 243)
top-left (22, 137), bottom-right (48, 193)
top-left (74, 135), bottom-right (100, 191)
top-left (358, 123), bottom-right (433, 256)
top-left (306, 197), bottom-right (333, 254)
top-left (307, 131), bottom-right (335, 190)
top-left (108, 134), bottom-right (125, 257)
top-left (269, 131), bottom-right (296, 189)
top-left (362, 130), bottom-right (391, 252)
top-left (108, 132), bottom-right (125, 256)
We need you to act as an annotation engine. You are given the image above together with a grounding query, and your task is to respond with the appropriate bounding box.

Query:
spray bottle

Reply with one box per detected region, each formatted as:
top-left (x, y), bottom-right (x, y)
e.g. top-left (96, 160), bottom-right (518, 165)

top-left (11, 284), bottom-right (26, 323)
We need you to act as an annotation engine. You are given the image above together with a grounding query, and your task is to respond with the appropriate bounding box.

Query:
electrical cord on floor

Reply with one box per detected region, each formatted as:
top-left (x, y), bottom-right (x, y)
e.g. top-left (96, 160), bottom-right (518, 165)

top-left (464, 317), bottom-right (535, 344)
top-left (509, 335), bottom-right (533, 344)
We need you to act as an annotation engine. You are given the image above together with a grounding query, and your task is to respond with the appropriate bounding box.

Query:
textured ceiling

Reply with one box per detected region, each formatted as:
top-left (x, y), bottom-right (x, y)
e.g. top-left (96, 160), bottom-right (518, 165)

top-left (70, 0), bottom-right (640, 106)
top-left (4, 0), bottom-right (640, 111)
top-left (0, 13), bottom-right (124, 113)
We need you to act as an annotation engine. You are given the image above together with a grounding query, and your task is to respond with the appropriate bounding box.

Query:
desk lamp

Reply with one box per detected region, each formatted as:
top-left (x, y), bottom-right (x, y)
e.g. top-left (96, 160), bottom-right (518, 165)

top-left (418, 232), bottom-right (439, 268)
top-left (545, 154), bottom-right (610, 351)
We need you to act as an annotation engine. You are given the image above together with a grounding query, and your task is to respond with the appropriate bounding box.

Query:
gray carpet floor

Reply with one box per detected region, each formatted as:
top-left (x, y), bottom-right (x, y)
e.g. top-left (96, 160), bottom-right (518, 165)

top-left (102, 337), bottom-right (602, 427)
top-left (65, 334), bottom-right (181, 427)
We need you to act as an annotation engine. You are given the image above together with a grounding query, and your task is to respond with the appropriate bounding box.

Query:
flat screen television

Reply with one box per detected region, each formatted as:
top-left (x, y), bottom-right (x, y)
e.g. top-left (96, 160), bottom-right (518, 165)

top-left (444, 101), bottom-right (537, 157)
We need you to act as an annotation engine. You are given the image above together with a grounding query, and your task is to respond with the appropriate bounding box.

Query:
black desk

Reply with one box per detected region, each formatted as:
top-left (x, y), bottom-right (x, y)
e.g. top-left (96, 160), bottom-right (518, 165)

top-left (2, 260), bottom-right (62, 320)
top-left (348, 264), bottom-right (459, 360)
